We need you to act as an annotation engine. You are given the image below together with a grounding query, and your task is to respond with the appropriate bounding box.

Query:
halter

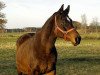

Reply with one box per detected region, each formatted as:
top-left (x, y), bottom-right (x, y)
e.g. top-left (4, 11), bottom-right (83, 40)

top-left (54, 16), bottom-right (75, 40)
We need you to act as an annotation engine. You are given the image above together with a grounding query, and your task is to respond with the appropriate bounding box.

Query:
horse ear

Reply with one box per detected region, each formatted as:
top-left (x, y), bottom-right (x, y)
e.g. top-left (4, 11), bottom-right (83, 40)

top-left (58, 4), bottom-right (64, 13)
top-left (63, 5), bottom-right (70, 15)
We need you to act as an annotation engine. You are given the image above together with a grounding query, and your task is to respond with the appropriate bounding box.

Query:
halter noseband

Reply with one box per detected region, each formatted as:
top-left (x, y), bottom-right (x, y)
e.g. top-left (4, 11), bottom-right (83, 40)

top-left (54, 16), bottom-right (75, 40)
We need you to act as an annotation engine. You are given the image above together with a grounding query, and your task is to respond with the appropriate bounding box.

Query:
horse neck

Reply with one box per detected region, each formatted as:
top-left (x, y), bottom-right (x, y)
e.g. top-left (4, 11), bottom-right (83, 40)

top-left (40, 16), bottom-right (57, 47)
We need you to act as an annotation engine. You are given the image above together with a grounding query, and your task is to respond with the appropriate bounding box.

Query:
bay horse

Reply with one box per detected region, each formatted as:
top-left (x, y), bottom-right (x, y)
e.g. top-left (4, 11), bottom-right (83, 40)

top-left (16, 4), bottom-right (81, 75)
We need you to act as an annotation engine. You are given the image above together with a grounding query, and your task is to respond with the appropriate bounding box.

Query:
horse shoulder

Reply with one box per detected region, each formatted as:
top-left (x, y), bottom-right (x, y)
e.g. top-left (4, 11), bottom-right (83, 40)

top-left (16, 37), bottom-right (38, 73)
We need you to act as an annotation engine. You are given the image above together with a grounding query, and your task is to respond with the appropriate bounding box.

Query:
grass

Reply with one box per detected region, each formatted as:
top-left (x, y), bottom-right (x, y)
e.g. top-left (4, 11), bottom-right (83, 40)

top-left (56, 39), bottom-right (100, 75)
top-left (79, 31), bottom-right (100, 40)
top-left (0, 32), bottom-right (100, 75)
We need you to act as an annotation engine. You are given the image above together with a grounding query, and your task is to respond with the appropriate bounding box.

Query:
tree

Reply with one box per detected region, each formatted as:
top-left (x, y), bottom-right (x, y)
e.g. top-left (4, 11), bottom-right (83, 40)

top-left (81, 14), bottom-right (87, 33)
top-left (89, 17), bottom-right (99, 33)
top-left (0, 1), bottom-right (7, 32)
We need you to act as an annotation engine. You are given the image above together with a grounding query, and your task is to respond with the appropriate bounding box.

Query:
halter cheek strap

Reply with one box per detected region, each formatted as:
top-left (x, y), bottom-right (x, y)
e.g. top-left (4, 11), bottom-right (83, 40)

top-left (54, 16), bottom-right (75, 40)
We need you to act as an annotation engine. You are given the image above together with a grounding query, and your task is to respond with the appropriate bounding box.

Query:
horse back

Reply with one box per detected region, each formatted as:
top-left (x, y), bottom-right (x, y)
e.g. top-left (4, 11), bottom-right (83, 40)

top-left (16, 33), bottom-right (35, 48)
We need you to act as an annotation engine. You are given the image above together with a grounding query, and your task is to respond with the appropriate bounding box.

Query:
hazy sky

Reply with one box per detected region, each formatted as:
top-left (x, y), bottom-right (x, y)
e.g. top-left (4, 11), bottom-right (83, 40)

top-left (2, 0), bottom-right (100, 28)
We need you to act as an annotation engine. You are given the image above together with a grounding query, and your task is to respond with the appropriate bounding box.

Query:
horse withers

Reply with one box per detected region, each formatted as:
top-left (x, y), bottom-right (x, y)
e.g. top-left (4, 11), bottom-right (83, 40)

top-left (16, 4), bottom-right (81, 75)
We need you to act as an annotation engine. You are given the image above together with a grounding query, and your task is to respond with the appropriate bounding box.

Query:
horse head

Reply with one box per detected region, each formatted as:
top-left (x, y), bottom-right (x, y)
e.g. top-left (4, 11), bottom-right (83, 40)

top-left (54, 4), bottom-right (81, 46)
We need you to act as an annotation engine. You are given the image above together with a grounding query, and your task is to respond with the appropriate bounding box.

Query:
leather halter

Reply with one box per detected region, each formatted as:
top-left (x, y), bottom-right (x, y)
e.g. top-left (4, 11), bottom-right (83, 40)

top-left (54, 16), bottom-right (75, 40)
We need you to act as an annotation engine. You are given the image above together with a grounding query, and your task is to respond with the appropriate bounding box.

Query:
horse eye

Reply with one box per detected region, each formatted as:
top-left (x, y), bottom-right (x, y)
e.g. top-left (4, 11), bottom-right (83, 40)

top-left (61, 23), bottom-right (63, 25)
top-left (63, 27), bottom-right (66, 31)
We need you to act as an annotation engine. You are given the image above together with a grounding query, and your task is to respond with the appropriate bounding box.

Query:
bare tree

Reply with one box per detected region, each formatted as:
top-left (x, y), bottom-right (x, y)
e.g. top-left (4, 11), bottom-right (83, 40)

top-left (0, 1), bottom-right (7, 32)
top-left (90, 17), bottom-right (99, 33)
top-left (0, 1), bottom-right (5, 10)
top-left (81, 14), bottom-right (87, 33)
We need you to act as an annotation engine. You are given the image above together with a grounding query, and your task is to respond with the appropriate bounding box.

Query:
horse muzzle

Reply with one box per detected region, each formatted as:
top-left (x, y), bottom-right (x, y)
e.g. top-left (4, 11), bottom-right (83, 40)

top-left (74, 36), bottom-right (81, 46)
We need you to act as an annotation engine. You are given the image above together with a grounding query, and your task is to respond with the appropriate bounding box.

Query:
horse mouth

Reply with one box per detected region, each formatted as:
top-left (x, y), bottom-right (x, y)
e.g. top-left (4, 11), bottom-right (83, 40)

top-left (73, 43), bottom-right (79, 46)
top-left (72, 40), bottom-right (81, 46)
top-left (72, 39), bottom-right (81, 46)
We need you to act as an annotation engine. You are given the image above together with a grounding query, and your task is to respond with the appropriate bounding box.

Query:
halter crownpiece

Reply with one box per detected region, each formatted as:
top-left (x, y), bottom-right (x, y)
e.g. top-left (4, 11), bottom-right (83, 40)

top-left (54, 16), bottom-right (75, 35)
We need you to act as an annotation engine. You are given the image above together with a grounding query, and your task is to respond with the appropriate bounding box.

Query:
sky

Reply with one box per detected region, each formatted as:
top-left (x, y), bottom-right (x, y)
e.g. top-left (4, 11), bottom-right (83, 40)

top-left (1, 0), bottom-right (100, 29)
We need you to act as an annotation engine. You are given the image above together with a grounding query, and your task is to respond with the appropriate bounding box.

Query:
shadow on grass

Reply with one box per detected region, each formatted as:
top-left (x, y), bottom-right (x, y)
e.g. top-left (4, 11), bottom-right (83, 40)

top-left (57, 57), bottom-right (100, 75)
top-left (59, 57), bottom-right (100, 62)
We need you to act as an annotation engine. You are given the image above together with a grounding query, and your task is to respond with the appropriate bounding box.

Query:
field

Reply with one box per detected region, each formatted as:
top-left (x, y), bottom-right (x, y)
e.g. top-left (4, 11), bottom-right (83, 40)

top-left (0, 32), bottom-right (100, 75)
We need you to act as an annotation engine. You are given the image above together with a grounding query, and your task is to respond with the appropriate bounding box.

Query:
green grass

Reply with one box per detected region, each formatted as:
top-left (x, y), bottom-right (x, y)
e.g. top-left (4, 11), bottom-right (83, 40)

top-left (56, 39), bottom-right (100, 75)
top-left (0, 33), bottom-right (100, 75)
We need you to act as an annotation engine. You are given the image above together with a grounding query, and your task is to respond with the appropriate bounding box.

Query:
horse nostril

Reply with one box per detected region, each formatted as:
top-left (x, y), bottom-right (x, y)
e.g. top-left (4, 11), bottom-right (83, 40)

top-left (75, 36), bottom-right (81, 44)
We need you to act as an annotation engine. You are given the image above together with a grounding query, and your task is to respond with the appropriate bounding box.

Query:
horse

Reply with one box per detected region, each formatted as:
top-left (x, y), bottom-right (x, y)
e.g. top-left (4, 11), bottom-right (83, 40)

top-left (16, 4), bottom-right (81, 75)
